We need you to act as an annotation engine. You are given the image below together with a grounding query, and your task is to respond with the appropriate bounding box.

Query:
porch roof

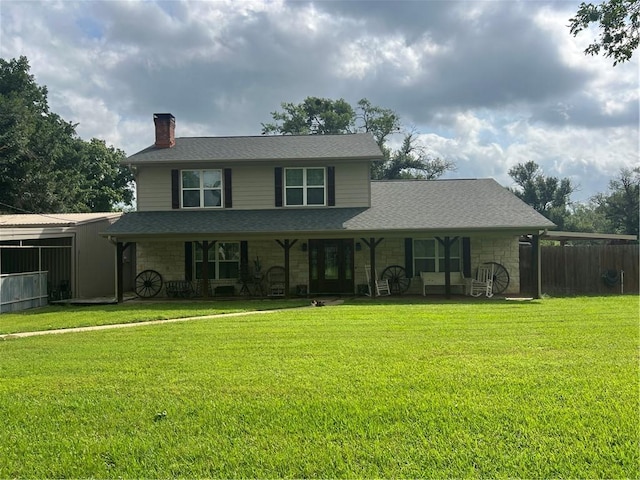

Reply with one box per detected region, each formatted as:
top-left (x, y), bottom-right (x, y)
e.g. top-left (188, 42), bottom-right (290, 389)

top-left (103, 179), bottom-right (554, 239)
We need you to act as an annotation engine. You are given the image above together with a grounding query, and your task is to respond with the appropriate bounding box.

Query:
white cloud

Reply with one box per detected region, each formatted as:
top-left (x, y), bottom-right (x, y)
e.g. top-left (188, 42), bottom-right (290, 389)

top-left (1, 0), bottom-right (637, 204)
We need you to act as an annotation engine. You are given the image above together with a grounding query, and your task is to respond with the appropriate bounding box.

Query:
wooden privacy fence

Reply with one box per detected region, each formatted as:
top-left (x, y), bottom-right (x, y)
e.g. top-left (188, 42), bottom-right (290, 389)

top-left (520, 244), bottom-right (639, 296)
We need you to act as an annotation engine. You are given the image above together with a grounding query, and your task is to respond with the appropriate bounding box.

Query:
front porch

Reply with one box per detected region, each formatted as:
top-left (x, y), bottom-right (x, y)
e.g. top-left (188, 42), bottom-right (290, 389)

top-left (116, 234), bottom-right (525, 302)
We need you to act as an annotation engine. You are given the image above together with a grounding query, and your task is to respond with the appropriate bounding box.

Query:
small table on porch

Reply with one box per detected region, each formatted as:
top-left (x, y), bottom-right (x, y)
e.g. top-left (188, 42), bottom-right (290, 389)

top-left (239, 273), bottom-right (264, 296)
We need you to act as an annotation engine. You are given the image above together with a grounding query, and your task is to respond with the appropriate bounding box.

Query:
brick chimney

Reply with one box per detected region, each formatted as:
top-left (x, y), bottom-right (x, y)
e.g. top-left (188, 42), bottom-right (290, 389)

top-left (153, 113), bottom-right (175, 148)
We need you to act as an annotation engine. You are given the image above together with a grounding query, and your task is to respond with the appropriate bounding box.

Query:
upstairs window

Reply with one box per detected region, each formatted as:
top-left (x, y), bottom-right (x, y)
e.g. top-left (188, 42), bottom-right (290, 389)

top-left (285, 167), bottom-right (325, 206)
top-left (414, 238), bottom-right (461, 273)
top-left (182, 170), bottom-right (222, 208)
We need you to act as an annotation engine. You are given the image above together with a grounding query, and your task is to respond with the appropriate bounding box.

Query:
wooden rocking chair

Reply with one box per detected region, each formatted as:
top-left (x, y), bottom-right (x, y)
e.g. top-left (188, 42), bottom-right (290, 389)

top-left (364, 265), bottom-right (391, 297)
top-left (469, 264), bottom-right (494, 298)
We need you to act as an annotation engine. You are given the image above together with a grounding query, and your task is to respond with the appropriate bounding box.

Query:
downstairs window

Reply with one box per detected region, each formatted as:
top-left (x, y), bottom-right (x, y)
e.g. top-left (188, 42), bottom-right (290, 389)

top-left (413, 238), bottom-right (461, 273)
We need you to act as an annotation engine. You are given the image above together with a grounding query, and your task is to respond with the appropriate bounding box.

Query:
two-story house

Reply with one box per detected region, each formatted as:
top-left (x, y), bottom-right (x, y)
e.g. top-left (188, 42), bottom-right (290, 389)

top-left (103, 113), bottom-right (555, 300)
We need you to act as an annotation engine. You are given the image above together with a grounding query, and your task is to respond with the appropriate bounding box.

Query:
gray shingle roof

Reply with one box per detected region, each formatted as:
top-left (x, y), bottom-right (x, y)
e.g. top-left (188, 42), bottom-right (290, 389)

top-left (104, 179), bottom-right (554, 238)
top-left (363, 179), bottom-right (555, 230)
top-left (126, 133), bottom-right (383, 165)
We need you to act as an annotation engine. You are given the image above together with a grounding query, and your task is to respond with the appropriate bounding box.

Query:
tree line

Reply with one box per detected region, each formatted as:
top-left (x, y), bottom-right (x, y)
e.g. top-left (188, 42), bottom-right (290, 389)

top-left (1, 57), bottom-right (637, 238)
top-left (0, 56), bottom-right (133, 214)
top-left (262, 96), bottom-right (638, 238)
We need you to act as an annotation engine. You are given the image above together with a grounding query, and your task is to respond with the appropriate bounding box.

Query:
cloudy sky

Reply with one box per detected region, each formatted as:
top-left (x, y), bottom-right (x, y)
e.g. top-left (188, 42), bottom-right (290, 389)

top-left (1, 0), bottom-right (637, 202)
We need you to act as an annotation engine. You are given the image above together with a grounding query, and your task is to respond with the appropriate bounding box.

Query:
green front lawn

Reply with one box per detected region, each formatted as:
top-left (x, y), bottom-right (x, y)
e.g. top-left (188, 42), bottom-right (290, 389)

top-left (0, 299), bottom-right (309, 334)
top-left (0, 296), bottom-right (637, 478)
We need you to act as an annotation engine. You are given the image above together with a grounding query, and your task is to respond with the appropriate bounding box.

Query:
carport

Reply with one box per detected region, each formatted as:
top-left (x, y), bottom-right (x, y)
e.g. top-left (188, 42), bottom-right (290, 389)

top-left (0, 213), bottom-right (129, 311)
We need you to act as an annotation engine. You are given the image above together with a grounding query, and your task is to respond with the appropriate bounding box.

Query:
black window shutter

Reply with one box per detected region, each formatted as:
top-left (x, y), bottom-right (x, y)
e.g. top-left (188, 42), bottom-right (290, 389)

top-left (171, 170), bottom-right (180, 209)
top-left (224, 168), bottom-right (233, 208)
top-left (184, 242), bottom-right (193, 281)
top-left (462, 237), bottom-right (471, 278)
top-left (327, 166), bottom-right (336, 206)
top-left (274, 167), bottom-right (283, 207)
top-left (240, 240), bottom-right (248, 276)
top-left (404, 238), bottom-right (414, 277)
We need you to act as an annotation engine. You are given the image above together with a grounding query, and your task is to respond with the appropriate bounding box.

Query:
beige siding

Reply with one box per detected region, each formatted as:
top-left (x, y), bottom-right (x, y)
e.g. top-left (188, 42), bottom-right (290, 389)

top-left (135, 161), bottom-right (371, 211)
top-left (232, 165), bottom-right (278, 209)
top-left (75, 219), bottom-right (119, 298)
top-left (136, 167), bottom-right (173, 211)
top-left (335, 162), bottom-right (370, 207)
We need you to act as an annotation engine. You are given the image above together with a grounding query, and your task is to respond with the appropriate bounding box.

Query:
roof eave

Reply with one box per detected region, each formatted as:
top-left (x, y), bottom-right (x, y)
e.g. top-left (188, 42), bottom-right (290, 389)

top-left (101, 225), bottom-right (555, 241)
top-left (124, 155), bottom-right (382, 167)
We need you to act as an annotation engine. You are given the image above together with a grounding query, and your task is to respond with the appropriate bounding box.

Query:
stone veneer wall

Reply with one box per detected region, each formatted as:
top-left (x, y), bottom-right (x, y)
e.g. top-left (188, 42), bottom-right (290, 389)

top-left (137, 241), bottom-right (184, 284)
top-left (137, 235), bottom-right (521, 297)
top-left (136, 240), bottom-right (313, 297)
top-left (470, 235), bottom-right (520, 294)
top-left (352, 236), bottom-right (521, 295)
top-left (249, 240), bottom-right (309, 291)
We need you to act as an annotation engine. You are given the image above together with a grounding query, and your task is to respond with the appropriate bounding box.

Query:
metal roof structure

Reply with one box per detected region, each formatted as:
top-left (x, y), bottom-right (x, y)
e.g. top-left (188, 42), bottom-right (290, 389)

top-left (541, 231), bottom-right (637, 242)
top-left (0, 213), bottom-right (122, 231)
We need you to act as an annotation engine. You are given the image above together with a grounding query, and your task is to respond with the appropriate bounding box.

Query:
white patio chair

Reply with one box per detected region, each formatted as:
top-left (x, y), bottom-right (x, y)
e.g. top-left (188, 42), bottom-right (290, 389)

top-left (266, 265), bottom-right (286, 296)
top-left (364, 265), bottom-right (391, 297)
top-left (469, 264), bottom-right (494, 298)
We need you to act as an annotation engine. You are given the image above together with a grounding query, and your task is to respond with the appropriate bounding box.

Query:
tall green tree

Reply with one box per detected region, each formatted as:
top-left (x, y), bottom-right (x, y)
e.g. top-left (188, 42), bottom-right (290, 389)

top-left (562, 201), bottom-right (612, 235)
top-left (262, 96), bottom-right (454, 180)
top-left (261, 97), bottom-right (355, 136)
top-left (569, 0), bottom-right (640, 65)
top-left (508, 161), bottom-right (575, 228)
top-left (592, 167), bottom-right (639, 236)
top-left (0, 56), bottom-right (133, 214)
top-left (377, 131), bottom-right (455, 181)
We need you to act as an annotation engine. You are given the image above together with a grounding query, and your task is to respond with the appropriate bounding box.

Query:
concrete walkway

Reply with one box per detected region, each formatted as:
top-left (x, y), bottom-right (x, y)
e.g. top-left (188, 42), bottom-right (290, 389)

top-left (0, 310), bottom-right (285, 340)
top-left (0, 299), bottom-right (345, 340)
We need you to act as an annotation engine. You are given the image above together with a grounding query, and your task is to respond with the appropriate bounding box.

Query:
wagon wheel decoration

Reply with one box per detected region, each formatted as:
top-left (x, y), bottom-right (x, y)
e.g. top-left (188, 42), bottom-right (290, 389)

top-left (381, 265), bottom-right (412, 295)
top-left (135, 269), bottom-right (163, 298)
top-left (483, 262), bottom-right (510, 295)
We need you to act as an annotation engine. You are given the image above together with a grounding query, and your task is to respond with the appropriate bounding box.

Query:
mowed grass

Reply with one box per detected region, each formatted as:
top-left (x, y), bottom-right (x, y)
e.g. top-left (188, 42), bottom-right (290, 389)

top-left (0, 296), bottom-right (637, 478)
top-left (0, 299), bottom-right (309, 335)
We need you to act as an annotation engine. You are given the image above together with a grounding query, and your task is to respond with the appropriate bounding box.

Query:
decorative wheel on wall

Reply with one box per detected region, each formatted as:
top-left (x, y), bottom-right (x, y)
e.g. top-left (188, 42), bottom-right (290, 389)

top-left (381, 265), bottom-right (411, 295)
top-left (483, 262), bottom-right (510, 295)
top-left (135, 269), bottom-right (163, 298)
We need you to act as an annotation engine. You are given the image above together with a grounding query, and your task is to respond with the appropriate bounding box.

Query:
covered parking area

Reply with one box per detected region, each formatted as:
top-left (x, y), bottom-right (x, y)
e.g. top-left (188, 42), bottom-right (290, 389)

top-left (0, 213), bottom-right (130, 311)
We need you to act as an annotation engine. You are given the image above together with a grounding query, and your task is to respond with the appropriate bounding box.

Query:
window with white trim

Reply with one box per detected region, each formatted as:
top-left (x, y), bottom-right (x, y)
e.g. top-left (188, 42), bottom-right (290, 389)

top-left (182, 170), bottom-right (222, 208)
top-left (414, 238), bottom-right (461, 273)
top-left (194, 242), bottom-right (240, 279)
top-left (285, 167), bottom-right (325, 206)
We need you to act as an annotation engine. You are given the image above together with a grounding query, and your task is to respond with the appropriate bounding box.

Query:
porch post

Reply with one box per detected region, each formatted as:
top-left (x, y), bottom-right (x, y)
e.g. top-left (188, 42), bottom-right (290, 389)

top-left (276, 239), bottom-right (297, 297)
top-left (283, 239), bottom-right (291, 297)
top-left (115, 242), bottom-right (132, 303)
top-left (201, 240), bottom-right (211, 298)
top-left (116, 242), bottom-right (124, 303)
top-left (443, 237), bottom-right (451, 299)
top-left (360, 237), bottom-right (383, 298)
top-left (532, 234), bottom-right (542, 299)
top-left (369, 237), bottom-right (377, 298)
top-left (436, 236), bottom-right (458, 299)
